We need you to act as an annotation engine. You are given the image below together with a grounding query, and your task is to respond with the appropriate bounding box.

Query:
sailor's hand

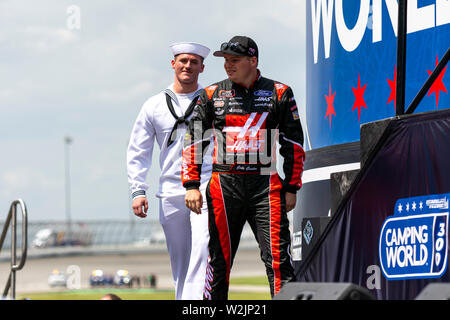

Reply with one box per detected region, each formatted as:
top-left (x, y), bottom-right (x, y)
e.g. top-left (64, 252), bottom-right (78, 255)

top-left (185, 189), bottom-right (203, 214)
top-left (132, 197), bottom-right (148, 218)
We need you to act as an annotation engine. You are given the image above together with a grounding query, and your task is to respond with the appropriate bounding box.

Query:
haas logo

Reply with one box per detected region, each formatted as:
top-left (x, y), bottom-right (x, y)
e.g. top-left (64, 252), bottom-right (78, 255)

top-left (223, 112), bottom-right (268, 152)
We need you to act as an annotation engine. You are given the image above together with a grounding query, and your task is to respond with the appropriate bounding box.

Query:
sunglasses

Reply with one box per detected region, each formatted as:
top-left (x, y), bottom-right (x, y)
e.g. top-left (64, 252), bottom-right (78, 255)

top-left (220, 42), bottom-right (249, 55)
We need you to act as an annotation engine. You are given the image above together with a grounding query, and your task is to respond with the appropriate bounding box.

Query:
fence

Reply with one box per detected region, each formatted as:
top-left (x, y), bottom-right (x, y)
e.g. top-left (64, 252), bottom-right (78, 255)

top-left (0, 219), bottom-right (261, 250)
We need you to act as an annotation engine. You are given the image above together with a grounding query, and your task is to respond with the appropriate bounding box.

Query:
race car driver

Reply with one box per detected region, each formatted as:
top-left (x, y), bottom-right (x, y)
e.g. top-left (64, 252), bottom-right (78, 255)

top-left (181, 36), bottom-right (305, 299)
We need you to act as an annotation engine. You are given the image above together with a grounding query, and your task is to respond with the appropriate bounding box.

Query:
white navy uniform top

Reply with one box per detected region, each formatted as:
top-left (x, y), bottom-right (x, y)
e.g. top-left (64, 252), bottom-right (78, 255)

top-left (127, 83), bottom-right (212, 199)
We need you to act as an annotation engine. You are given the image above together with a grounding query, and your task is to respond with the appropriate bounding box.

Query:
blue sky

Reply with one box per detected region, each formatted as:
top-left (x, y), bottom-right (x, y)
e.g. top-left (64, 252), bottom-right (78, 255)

top-left (0, 0), bottom-right (306, 221)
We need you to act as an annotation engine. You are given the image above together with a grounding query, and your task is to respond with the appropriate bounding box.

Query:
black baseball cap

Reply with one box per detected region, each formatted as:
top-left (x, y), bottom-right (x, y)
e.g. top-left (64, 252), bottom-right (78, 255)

top-left (213, 36), bottom-right (258, 58)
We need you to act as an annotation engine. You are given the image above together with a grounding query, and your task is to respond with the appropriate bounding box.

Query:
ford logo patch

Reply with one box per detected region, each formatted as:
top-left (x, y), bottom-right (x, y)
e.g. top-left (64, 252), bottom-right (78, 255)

top-left (254, 90), bottom-right (272, 97)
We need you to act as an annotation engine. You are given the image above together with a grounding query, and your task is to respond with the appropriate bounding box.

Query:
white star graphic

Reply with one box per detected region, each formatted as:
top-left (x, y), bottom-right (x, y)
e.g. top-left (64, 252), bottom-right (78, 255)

top-left (398, 204), bottom-right (403, 213)
top-left (419, 201), bottom-right (423, 210)
top-left (406, 203), bottom-right (410, 212)
top-left (412, 201), bottom-right (417, 211)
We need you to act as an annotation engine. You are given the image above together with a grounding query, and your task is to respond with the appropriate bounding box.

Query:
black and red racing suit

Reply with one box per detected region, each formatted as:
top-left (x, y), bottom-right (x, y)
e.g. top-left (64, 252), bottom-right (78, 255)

top-left (181, 71), bottom-right (305, 299)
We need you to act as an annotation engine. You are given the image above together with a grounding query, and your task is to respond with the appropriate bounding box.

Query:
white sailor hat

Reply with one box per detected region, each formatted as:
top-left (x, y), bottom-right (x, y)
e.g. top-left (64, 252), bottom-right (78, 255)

top-left (170, 42), bottom-right (210, 59)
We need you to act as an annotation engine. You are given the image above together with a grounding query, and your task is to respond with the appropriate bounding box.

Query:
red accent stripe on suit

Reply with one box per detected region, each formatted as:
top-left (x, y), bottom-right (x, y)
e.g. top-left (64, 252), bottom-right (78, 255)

top-left (269, 173), bottom-right (282, 295)
top-left (181, 143), bottom-right (200, 184)
top-left (289, 144), bottom-right (305, 189)
top-left (209, 173), bottom-right (231, 284)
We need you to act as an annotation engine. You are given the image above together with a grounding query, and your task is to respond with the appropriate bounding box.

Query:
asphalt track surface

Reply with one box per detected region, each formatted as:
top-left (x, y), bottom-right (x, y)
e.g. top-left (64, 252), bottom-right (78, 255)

top-left (0, 246), bottom-right (266, 295)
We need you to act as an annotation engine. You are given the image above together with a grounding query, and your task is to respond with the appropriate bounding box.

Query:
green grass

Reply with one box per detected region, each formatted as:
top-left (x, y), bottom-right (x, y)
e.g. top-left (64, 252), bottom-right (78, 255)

top-left (18, 276), bottom-right (271, 300)
top-left (18, 289), bottom-right (175, 300)
top-left (229, 276), bottom-right (269, 286)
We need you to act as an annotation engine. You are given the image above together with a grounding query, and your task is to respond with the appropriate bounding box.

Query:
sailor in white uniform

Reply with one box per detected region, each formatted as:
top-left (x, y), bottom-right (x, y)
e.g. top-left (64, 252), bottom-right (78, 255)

top-left (127, 42), bottom-right (211, 300)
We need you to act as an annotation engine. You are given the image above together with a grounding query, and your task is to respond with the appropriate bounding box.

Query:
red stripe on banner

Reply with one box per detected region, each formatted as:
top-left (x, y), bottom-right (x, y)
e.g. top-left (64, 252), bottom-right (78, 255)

top-left (269, 174), bottom-right (282, 295)
top-left (209, 173), bottom-right (231, 284)
top-left (289, 144), bottom-right (305, 189)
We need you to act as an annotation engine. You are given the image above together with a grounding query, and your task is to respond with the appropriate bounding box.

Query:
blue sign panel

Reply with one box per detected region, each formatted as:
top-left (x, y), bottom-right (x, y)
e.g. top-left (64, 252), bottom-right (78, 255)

top-left (306, 0), bottom-right (450, 149)
top-left (379, 193), bottom-right (449, 280)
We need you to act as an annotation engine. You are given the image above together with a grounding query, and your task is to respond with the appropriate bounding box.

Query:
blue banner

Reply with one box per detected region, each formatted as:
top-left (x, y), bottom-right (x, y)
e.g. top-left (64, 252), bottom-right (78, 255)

top-left (379, 193), bottom-right (449, 280)
top-left (306, 0), bottom-right (450, 149)
top-left (297, 110), bottom-right (450, 299)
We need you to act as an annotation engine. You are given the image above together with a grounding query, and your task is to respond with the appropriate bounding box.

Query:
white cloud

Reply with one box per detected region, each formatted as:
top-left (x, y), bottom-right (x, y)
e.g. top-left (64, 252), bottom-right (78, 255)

top-left (1, 168), bottom-right (61, 193)
top-left (19, 26), bottom-right (79, 53)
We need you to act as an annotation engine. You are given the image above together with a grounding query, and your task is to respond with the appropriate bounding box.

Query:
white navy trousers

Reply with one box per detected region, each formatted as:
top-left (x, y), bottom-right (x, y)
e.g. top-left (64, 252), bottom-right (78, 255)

top-left (159, 187), bottom-right (209, 300)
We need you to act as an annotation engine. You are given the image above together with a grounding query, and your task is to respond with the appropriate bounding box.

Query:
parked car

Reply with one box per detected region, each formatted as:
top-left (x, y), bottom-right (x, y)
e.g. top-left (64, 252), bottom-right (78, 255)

top-left (90, 269), bottom-right (105, 287)
top-left (33, 229), bottom-right (58, 248)
top-left (150, 231), bottom-right (166, 244)
top-left (48, 269), bottom-right (67, 287)
top-left (32, 225), bottom-right (94, 248)
top-left (113, 269), bottom-right (132, 287)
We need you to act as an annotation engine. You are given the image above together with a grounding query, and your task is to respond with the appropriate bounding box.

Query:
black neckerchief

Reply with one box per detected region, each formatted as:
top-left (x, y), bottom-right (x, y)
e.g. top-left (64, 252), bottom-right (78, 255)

top-left (164, 90), bottom-right (201, 146)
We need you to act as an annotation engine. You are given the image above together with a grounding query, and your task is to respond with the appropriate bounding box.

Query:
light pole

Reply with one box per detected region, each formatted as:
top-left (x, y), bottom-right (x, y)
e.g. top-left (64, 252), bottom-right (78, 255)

top-left (64, 136), bottom-right (73, 246)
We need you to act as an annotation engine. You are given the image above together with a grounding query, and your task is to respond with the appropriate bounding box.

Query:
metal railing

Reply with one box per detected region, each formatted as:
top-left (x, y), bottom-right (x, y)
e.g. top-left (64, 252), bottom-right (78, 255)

top-left (406, 47), bottom-right (450, 115)
top-left (0, 199), bottom-right (28, 300)
top-left (394, 0), bottom-right (449, 116)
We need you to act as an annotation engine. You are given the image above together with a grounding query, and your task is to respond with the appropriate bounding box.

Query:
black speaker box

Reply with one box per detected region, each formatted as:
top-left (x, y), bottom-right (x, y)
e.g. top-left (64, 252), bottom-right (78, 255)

top-left (273, 282), bottom-right (376, 300)
top-left (415, 283), bottom-right (450, 300)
